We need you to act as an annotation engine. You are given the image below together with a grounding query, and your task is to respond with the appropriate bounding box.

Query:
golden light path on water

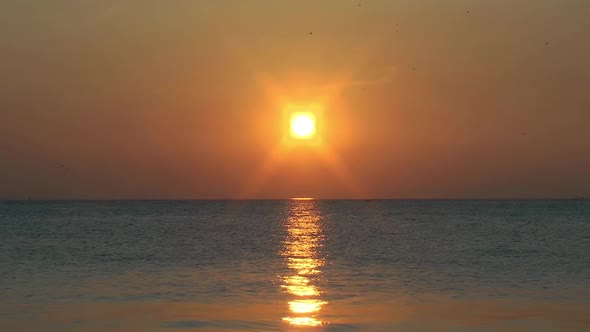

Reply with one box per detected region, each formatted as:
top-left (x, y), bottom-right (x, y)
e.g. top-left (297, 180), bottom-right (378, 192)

top-left (281, 200), bottom-right (327, 327)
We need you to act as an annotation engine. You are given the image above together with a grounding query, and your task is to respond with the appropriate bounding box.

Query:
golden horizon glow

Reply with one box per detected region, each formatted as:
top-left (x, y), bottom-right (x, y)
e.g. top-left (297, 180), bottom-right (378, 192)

top-left (291, 197), bottom-right (315, 201)
top-left (290, 112), bottom-right (316, 139)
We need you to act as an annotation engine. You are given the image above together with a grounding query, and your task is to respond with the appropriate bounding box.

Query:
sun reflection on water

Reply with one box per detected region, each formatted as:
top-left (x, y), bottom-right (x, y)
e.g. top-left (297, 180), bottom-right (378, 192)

top-left (281, 200), bottom-right (327, 327)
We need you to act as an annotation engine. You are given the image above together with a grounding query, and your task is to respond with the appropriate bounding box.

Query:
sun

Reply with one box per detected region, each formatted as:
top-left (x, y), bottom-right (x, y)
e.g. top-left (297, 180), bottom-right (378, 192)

top-left (290, 113), bottom-right (316, 139)
top-left (282, 104), bottom-right (322, 144)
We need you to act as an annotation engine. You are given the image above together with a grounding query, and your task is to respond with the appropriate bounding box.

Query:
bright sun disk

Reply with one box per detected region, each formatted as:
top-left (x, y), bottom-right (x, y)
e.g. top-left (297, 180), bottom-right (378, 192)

top-left (290, 113), bottom-right (316, 139)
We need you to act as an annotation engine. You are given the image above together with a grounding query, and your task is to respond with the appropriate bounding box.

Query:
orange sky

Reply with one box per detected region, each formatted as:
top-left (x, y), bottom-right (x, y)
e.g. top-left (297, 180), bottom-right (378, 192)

top-left (1, 1), bottom-right (589, 199)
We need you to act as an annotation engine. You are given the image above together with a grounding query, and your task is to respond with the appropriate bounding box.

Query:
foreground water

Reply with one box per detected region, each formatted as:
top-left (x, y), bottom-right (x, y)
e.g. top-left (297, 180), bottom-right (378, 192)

top-left (1, 200), bottom-right (589, 331)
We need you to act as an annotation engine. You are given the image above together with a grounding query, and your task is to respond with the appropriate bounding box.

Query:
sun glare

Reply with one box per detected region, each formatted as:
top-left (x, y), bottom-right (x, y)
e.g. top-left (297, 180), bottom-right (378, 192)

top-left (290, 113), bottom-right (316, 139)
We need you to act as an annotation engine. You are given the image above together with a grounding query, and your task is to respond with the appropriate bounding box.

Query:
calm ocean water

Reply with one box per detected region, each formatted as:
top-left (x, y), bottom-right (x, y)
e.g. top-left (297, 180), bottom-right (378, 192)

top-left (1, 200), bottom-right (589, 331)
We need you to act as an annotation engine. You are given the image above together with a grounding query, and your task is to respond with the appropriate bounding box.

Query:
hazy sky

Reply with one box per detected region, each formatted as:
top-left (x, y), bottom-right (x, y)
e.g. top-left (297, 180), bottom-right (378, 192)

top-left (1, 0), bottom-right (589, 199)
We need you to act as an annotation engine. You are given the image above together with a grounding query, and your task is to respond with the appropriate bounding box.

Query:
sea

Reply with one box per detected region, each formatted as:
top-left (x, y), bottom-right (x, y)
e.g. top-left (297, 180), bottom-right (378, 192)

top-left (1, 200), bottom-right (589, 331)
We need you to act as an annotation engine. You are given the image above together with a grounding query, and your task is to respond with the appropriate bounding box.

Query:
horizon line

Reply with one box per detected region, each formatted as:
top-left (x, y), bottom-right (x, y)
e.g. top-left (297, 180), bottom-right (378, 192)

top-left (1, 197), bottom-right (586, 202)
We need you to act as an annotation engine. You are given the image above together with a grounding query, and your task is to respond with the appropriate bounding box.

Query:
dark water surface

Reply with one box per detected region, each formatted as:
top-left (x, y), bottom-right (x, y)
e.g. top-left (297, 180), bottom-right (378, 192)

top-left (1, 200), bottom-right (589, 331)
